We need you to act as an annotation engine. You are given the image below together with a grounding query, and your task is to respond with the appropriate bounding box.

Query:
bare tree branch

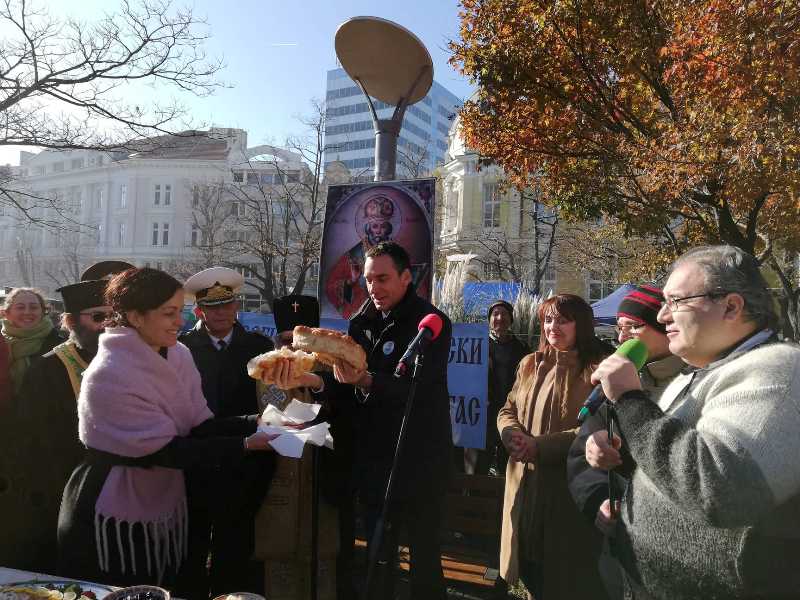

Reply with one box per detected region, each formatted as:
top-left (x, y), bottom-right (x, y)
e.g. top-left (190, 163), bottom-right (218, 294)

top-left (0, 0), bottom-right (225, 226)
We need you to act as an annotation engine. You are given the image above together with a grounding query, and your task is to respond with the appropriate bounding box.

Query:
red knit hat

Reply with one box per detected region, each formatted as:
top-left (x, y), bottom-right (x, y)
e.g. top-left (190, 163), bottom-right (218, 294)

top-left (616, 285), bottom-right (666, 333)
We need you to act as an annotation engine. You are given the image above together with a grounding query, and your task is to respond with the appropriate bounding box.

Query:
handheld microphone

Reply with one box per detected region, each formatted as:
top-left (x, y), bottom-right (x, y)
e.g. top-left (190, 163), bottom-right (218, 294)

top-left (576, 338), bottom-right (648, 423)
top-left (394, 313), bottom-right (444, 377)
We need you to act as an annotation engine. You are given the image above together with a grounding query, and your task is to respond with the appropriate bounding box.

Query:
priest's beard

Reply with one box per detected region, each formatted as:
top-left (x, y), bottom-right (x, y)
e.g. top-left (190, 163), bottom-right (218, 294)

top-left (71, 323), bottom-right (102, 357)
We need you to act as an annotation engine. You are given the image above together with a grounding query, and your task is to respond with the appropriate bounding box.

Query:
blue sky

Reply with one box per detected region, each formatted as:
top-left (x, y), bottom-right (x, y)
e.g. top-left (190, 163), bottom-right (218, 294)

top-left (1, 0), bottom-right (474, 165)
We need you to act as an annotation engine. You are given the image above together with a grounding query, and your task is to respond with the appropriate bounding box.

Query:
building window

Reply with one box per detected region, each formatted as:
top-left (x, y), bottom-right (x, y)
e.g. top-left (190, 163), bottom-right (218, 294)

top-left (154, 184), bottom-right (161, 206)
top-left (484, 263), bottom-right (501, 280)
top-left (95, 223), bottom-right (102, 246)
top-left (444, 185), bottom-right (458, 231)
top-left (483, 182), bottom-right (501, 228)
top-left (233, 171), bottom-right (244, 183)
top-left (164, 184), bottom-right (171, 206)
top-left (94, 188), bottom-right (103, 210)
top-left (246, 172), bottom-right (259, 185)
top-left (117, 222), bottom-right (126, 247)
top-left (587, 272), bottom-right (617, 303)
top-left (260, 173), bottom-right (273, 185)
top-left (230, 201), bottom-right (244, 217)
top-left (191, 223), bottom-right (200, 246)
top-left (151, 222), bottom-right (170, 246)
top-left (52, 162), bottom-right (64, 173)
top-left (309, 262), bottom-right (320, 279)
top-left (234, 265), bottom-right (255, 278)
top-left (120, 184), bottom-right (127, 208)
top-left (71, 158), bottom-right (84, 169)
top-left (543, 262), bottom-right (557, 282)
top-left (192, 188), bottom-right (200, 208)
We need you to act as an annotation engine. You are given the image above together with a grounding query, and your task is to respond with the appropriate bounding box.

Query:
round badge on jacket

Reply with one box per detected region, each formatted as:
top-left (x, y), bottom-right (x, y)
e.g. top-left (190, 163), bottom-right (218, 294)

top-left (382, 341), bottom-right (395, 355)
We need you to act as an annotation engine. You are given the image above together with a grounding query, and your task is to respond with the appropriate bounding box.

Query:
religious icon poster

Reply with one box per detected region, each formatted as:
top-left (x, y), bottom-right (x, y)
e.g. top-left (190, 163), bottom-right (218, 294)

top-left (318, 178), bottom-right (436, 320)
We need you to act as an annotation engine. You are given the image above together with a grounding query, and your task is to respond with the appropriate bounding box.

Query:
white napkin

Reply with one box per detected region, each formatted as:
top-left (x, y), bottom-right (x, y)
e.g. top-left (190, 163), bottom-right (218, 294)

top-left (258, 399), bottom-right (334, 458)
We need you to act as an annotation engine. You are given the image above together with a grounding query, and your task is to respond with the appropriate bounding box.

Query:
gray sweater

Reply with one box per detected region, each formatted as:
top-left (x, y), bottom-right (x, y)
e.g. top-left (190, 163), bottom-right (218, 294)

top-left (614, 336), bottom-right (800, 599)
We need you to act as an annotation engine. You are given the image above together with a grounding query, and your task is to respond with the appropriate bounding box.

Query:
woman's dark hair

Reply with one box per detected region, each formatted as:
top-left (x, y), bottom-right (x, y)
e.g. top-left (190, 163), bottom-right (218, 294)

top-left (105, 268), bottom-right (183, 326)
top-left (537, 294), bottom-right (608, 369)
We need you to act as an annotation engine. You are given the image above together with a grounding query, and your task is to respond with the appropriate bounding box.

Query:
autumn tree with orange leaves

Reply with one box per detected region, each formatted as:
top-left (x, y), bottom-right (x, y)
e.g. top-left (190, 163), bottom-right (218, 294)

top-left (451, 0), bottom-right (800, 337)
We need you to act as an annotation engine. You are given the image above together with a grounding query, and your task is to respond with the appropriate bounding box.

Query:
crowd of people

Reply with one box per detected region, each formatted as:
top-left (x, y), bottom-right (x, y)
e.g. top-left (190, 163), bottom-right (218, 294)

top-left (1, 242), bottom-right (798, 600)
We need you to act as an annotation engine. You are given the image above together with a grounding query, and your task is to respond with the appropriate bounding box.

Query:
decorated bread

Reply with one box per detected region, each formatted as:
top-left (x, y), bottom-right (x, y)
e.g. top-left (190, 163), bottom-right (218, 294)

top-left (292, 325), bottom-right (367, 371)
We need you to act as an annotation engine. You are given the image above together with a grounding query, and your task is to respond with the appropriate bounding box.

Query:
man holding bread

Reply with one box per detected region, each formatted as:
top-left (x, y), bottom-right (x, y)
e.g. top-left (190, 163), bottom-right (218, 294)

top-left (330, 240), bottom-right (453, 600)
top-left (180, 266), bottom-right (276, 599)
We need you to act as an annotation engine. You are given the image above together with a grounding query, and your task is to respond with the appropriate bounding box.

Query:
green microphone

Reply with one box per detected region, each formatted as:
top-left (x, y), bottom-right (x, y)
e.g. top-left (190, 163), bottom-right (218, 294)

top-left (576, 338), bottom-right (649, 423)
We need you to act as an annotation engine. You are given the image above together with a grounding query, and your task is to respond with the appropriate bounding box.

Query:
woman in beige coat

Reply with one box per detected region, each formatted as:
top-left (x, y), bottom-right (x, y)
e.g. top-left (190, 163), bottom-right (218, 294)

top-left (498, 294), bottom-right (611, 599)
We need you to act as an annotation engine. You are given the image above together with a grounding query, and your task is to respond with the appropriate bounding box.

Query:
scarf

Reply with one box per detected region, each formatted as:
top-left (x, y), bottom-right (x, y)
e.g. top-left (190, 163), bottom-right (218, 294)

top-left (52, 341), bottom-right (90, 398)
top-left (79, 327), bottom-right (213, 580)
top-left (2, 317), bottom-right (54, 395)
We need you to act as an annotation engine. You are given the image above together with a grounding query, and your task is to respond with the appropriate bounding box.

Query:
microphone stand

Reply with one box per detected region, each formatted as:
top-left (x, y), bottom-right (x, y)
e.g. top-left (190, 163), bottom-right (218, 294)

top-left (606, 401), bottom-right (617, 518)
top-left (363, 352), bottom-right (425, 600)
top-left (310, 444), bottom-right (319, 600)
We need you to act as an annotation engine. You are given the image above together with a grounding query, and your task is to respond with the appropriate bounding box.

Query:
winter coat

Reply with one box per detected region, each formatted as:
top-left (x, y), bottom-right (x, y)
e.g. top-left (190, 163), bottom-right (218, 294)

top-left (347, 284), bottom-right (453, 507)
top-left (497, 345), bottom-right (609, 598)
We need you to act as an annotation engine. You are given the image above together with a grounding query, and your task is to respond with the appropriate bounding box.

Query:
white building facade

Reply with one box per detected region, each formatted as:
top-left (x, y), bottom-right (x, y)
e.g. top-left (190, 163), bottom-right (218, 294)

top-left (0, 129), bottom-right (315, 307)
top-left (323, 68), bottom-right (461, 179)
top-left (439, 114), bottom-right (620, 301)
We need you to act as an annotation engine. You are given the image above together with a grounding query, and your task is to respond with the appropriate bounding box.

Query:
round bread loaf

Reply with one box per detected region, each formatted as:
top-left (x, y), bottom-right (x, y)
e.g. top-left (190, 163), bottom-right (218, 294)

top-left (292, 325), bottom-right (367, 371)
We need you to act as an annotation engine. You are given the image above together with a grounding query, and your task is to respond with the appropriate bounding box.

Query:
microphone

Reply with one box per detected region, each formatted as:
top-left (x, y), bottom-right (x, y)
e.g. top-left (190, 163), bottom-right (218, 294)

top-left (576, 338), bottom-right (649, 423)
top-left (394, 314), bottom-right (444, 377)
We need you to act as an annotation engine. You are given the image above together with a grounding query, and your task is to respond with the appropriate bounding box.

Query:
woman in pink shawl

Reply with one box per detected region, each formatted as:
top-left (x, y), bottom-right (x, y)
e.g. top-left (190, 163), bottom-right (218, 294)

top-left (57, 268), bottom-right (275, 589)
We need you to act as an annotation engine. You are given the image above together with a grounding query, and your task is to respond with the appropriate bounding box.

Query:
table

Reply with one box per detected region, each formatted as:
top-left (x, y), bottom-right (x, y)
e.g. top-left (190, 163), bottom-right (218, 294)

top-left (1, 567), bottom-right (78, 586)
top-left (0, 567), bottom-right (185, 599)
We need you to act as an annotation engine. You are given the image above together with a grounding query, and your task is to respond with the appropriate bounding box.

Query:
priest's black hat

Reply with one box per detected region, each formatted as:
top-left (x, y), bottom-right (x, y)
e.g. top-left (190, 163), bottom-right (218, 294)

top-left (272, 295), bottom-right (320, 333)
top-left (57, 280), bottom-right (109, 314)
top-left (81, 260), bottom-right (134, 281)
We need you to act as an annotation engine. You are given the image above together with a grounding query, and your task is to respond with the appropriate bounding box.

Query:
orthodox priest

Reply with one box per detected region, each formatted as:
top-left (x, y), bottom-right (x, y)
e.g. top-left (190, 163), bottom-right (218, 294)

top-left (9, 261), bottom-right (130, 574)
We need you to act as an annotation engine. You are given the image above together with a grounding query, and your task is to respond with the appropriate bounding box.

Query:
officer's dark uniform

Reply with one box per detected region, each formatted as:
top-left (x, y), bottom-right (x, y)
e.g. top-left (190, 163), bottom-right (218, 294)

top-left (180, 319), bottom-right (275, 598)
top-left (346, 283), bottom-right (453, 600)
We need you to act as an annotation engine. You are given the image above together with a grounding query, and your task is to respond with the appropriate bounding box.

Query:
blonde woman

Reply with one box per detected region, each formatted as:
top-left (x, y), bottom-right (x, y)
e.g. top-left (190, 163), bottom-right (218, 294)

top-left (1, 288), bottom-right (64, 398)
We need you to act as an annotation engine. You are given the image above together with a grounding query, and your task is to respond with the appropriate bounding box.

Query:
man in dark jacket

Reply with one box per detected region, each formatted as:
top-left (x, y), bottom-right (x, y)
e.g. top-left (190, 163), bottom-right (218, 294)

top-left (332, 241), bottom-right (452, 600)
top-left (484, 299), bottom-right (529, 475)
top-left (180, 267), bottom-right (275, 599)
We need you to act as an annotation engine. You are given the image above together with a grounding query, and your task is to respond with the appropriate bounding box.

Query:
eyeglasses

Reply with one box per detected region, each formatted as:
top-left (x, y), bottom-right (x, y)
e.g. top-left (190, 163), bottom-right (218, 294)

top-left (615, 323), bottom-right (645, 334)
top-left (663, 291), bottom-right (728, 312)
top-left (80, 311), bottom-right (112, 323)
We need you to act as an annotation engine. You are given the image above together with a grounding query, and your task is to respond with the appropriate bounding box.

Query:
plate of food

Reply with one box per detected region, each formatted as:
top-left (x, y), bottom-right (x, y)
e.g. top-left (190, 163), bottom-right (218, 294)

top-left (0, 580), bottom-right (115, 600)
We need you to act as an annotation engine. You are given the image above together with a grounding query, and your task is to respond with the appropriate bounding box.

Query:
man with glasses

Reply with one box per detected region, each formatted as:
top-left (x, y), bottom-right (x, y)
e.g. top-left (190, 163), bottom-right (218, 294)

top-left (612, 285), bottom-right (684, 399)
top-left (568, 284), bottom-right (684, 599)
top-left (588, 245), bottom-right (800, 599)
top-left (15, 260), bottom-right (130, 574)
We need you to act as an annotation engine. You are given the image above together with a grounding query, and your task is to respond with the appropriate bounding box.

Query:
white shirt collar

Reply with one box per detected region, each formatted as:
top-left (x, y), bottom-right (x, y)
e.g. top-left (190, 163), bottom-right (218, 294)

top-left (207, 328), bottom-right (233, 347)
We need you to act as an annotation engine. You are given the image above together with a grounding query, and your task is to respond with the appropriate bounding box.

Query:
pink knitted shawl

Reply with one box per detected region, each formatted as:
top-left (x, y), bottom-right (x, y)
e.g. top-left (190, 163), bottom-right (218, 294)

top-left (78, 326), bottom-right (212, 577)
